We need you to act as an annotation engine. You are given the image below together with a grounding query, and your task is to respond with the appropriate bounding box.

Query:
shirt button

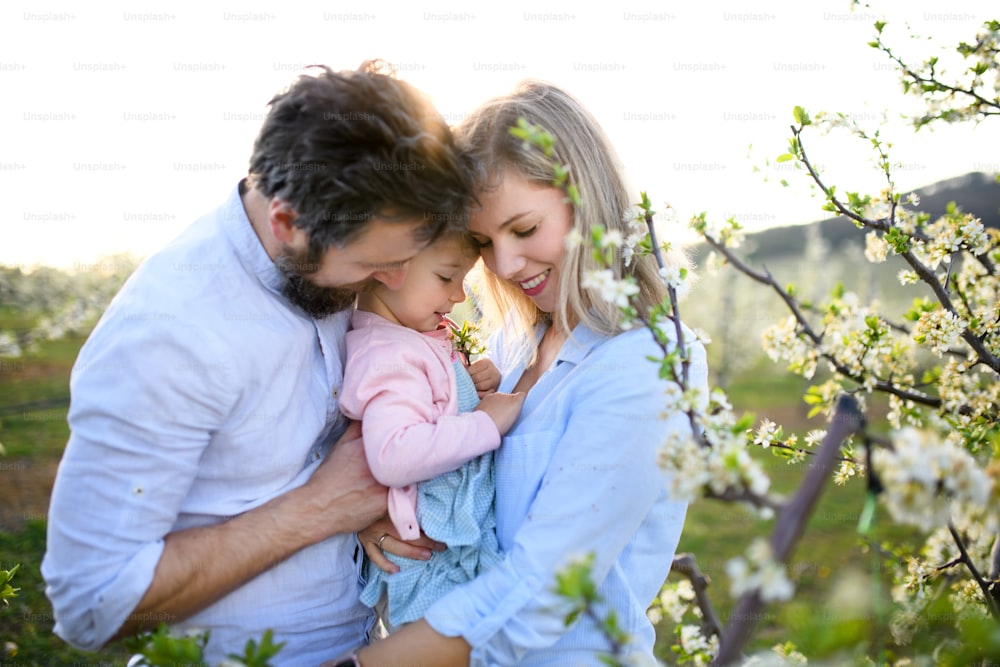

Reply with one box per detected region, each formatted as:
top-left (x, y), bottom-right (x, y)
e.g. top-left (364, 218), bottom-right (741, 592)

top-left (331, 387), bottom-right (340, 398)
top-left (312, 450), bottom-right (321, 462)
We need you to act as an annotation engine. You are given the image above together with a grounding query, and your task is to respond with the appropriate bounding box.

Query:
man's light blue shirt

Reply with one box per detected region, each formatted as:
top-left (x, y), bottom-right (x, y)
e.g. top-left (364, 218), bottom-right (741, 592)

top-left (425, 321), bottom-right (708, 665)
top-left (42, 183), bottom-right (370, 665)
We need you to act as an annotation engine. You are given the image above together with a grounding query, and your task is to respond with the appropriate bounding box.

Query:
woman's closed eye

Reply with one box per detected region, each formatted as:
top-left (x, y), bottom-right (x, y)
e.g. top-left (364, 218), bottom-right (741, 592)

top-left (437, 274), bottom-right (453, 283)
top-left (513, 225), bottom-right (537, 239)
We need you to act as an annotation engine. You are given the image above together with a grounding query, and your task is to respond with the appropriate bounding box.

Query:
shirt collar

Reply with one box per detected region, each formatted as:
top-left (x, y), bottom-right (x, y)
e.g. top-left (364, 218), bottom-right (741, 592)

top-left (554, 321), bottom-right (606, 367)
top-left (352, 310), bottom-right (453, 342)
top-left (219, 180), bottom-right (284, 296)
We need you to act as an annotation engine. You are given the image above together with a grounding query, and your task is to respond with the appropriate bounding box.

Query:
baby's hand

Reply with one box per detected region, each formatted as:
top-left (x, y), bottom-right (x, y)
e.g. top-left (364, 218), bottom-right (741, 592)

top-left (468, 358), bottom-right (501, 397)
top-left (475, 391), bottom-right (525, 435)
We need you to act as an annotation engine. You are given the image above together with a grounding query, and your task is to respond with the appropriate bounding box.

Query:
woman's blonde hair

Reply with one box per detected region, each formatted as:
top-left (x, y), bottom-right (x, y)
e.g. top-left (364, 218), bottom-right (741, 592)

top-left (457, 81), bottom-right (673, 347)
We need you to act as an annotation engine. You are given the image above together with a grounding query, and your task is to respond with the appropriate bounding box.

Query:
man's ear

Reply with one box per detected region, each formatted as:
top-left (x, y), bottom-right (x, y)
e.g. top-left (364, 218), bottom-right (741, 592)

top-left (268, 198), bottom-right (299, 244)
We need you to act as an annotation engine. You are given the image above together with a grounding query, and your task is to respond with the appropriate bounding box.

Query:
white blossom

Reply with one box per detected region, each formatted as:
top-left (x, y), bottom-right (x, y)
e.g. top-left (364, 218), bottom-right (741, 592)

top-left (753, 419), bottom-right (779, 449)
top-left (692, 328), bottom-right (712, 345)
top-left (564, 228), bottom-right (584, 250)
top-left (704, 251), bottom-right (726, 274)
top-left (762, 315), bottom-right (818, 379)
top-left (676, 624), bottom-right (718, 665)
top-left (874, 427), bottom-right (993, 531)
top-left (582, 269), bottom-right (639, 308)
top-left (889, 609), bottom-right (920, 646)
top-left (656, 579), bottom-right (696, 623)
top-left (804, 430), bottom-right (826, 448)
top-left (659, 265), bottom-right (685, 290)
top-left (864, 231), bottom-right (889, 263)
top-left (914, 309), bottom-right (968, 356)
top-left (602, 229), bottom-right (624, 247)
top-left (772, 643), bottom-right (808, 665)
top-left (833, 458), bottom-right (863, 486)
top-left (0, 332), bottom-right (22, 358)
top-left (726, 538), bottom-right (794, 602)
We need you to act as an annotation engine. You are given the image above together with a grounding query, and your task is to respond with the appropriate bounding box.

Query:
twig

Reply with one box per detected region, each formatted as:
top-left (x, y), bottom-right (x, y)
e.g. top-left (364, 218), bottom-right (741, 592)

top-left (792, 125), bottom-right (1000, 374)
top-left (948, 522), bottom-right (1000, 620)
top-left (671, 553), bottom-right (724, 639)
top-left (704, 234), bottom-right (944, 409)
top-left (878, 38), bottom-right (1000, 121)
top-left (761, 441), bottom-right (856, 465)
top-left (990, 531), bottom-right (1000, 581)
top-left (933, 556), bottom-right (963, 572)
top-left (583, 607), bottom-right (626, 664)
top-left (704, 487), bottom-right (783, 513)
top-left (645, 210), bottom-right (690, 389)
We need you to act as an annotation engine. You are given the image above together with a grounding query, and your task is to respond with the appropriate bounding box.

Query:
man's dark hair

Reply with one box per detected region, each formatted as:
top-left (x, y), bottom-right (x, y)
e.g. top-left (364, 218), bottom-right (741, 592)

top-left (247, 60), bottom-right (474, 264)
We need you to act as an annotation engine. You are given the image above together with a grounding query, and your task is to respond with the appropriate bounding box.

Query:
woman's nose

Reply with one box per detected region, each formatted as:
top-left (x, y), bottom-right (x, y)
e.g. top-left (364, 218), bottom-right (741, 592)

top-left (488, 243), bottom-right (525, 281)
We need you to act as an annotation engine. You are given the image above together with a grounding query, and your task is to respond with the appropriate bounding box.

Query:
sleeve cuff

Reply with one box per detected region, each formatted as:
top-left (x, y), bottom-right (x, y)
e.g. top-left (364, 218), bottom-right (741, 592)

top-left (54, 539), bottom-right (164, 649)
top-left (425, 566), bottom-right (572, 665)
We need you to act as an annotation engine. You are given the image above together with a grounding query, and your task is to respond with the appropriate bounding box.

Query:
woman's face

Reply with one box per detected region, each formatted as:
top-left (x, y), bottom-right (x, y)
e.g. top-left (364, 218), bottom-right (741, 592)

top-left (468, 170), bottom-right (574, 314)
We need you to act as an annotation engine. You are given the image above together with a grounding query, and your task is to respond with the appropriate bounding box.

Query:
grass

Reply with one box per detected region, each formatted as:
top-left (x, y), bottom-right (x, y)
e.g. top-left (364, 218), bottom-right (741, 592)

top-left (1, 521), bottom-right (133, 665)
top-left (0, 335), bottom-right (79, 461)
top-left (0, 327), bottom-right (949, 665)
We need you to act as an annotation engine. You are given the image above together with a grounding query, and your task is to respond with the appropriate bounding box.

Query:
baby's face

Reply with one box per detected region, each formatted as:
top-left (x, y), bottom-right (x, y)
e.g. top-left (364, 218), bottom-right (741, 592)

top-left (373, 236), bottom-right (478, 332)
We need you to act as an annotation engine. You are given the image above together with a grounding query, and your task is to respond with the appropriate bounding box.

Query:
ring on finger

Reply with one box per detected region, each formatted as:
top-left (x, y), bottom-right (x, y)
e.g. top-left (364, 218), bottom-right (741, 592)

top-left (377, 533), bottom-right (390, 550)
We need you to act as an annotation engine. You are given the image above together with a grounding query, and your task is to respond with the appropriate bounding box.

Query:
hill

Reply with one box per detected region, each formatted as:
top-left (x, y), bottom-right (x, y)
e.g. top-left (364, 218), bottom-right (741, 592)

top-left (680, 171), bottom-right (1000, 389)
top-left (708, 171), bottom-right (1000, 262)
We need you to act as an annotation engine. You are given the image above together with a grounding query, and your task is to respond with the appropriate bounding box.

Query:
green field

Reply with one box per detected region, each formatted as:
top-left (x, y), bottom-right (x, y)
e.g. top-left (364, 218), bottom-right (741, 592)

top-left (0, 323), bottom-right (932, 666)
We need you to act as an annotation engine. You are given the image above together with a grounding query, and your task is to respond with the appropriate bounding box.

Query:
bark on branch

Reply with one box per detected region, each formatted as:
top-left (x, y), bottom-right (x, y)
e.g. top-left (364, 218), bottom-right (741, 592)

top-left (712, 395), bottom-right (865, 666)
top-left (671, 553), bottom-right (724, 640)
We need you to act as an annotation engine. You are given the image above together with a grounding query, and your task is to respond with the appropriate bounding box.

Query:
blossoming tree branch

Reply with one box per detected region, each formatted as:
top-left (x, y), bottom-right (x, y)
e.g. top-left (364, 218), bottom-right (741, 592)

top-left (529, 13), bottom-right (999, 667)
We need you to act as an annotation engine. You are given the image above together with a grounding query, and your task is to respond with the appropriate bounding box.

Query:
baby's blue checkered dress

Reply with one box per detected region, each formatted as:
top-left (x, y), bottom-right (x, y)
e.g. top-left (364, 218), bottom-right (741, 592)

top-left (359, 357), bottom-right (502, 628)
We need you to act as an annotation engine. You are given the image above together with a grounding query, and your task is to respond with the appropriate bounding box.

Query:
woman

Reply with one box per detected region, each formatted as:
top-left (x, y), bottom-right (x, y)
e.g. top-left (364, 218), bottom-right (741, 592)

top-left (340, 81), bottom-right (708, 666)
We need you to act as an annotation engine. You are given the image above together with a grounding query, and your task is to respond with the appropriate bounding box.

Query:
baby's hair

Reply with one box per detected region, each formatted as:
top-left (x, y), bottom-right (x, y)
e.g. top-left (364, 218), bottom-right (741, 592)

top-left (434, 229), bottom-right (481, 261)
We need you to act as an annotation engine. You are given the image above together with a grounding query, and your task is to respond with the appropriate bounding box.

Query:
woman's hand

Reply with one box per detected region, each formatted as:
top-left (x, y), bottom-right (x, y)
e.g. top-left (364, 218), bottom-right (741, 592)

top-left (468, 358), bottom-right (501, 397)
top-left (358, 516), bottom-right (446, 573)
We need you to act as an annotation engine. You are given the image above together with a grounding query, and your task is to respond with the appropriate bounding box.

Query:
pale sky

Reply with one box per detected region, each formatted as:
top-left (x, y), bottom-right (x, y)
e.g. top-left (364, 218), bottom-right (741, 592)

top-left (1, 0), bottom-right (997, 269)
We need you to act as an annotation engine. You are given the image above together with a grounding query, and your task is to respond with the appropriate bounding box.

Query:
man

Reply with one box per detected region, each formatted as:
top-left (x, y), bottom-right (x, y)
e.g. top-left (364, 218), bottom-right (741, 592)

top-left (43, 61), bottom-right (473, 665)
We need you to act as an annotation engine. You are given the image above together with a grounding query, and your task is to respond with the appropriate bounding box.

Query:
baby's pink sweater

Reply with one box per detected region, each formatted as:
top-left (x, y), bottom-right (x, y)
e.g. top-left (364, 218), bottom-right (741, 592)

top-left (340, 310), bottom-right (501, 540)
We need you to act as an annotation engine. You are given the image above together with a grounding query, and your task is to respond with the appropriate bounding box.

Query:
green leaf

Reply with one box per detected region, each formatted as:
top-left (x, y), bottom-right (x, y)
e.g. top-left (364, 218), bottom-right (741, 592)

top-left (566, 183), bottom-right (581, 207)
top-left (732, 412), bottom-right (756, 434)
top-left (776, 153), bottom-right (794, 163)
top-left (771, 446), bottom-right (795, 459)
top-left (874, 20), bottom-right (886, 34)
top-left (793, 105), bottom-right (811, 126)
top-left (640, 191), bottom-right (653, 211)
top-left (0, 564), bottom-right (20, 605)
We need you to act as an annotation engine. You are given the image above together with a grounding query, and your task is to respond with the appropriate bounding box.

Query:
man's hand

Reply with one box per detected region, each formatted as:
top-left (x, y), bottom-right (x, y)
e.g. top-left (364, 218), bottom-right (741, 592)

top-left (467, 358), bottom-right (501, 398)
top-left (295, 421), bottom-right (389, 541)
top-left (112, 422), bottom-right (387, 642)
top-left (358, 516), bottom-right (446, 573)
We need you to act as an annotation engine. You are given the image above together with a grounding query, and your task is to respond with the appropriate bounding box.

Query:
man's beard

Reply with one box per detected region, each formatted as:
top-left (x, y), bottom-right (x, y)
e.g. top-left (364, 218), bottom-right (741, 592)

top-left (275, 246), bottom-right (369, 318)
